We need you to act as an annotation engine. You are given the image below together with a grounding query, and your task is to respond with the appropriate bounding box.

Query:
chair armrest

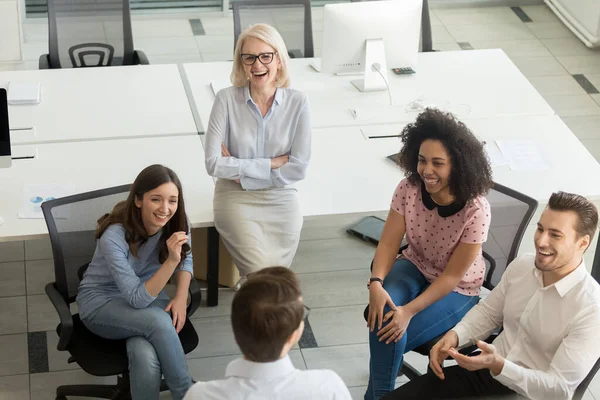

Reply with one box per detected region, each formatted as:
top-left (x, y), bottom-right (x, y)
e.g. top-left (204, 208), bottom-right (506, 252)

top-left (482, 251), bottom-right (497, 291)
top-left (39, 54), bottom-right (51, 69)
top-left (187, 278), bottom-right (202, 317)
top-left (134, 50), bottom-right (150, 65)
top-left (45, 282), bottom-right (74, 351)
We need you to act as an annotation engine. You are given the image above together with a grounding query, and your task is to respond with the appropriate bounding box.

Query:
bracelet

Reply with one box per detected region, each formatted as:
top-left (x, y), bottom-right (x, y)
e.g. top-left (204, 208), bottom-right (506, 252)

top-left (367, 277), bottom-right (384, 288)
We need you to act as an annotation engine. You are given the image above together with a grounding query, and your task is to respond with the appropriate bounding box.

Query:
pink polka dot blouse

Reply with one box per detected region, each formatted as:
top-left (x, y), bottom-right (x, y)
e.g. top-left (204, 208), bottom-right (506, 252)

top-left (391, 178), bottom-right (491, 296)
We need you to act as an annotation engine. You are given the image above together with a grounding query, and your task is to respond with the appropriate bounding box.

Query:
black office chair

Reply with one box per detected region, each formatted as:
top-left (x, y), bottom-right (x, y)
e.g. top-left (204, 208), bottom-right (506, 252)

top-left (591, 236), bottom-right (600, 284)
top-left (232, 0), bottom-right (314, 58)
top-left (574, 358), bottom-right (600, 400)
top-left (40, 0), bottom-right (149, 68)
top-left (350, 0), bottom-right (433, 52)
top-left (41, 184), bottom-right (201, 400)
top-left (362, 182), bottom-right (538, 380)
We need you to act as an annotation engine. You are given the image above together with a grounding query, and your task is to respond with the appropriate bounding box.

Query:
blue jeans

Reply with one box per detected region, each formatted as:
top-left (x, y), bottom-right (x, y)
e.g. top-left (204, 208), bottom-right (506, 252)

top-left (365, 258), bottom-right (479, 400)
top-left (82, 296), bottom-right (193, 400)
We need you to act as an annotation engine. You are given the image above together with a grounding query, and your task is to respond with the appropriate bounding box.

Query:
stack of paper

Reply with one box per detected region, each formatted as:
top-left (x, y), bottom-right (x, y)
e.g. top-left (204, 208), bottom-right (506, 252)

top-left (7, 82), bottom-right (41, 105)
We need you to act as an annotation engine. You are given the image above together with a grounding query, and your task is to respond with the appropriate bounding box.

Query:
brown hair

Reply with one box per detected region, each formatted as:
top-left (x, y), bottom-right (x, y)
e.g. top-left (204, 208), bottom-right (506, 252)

top-left (96, 164), bottom-right (190, 263)
top-left (397, 108), bottom-right (493, 203)
top-left (231, 267), bottom-right (304, 362)
top-left (548, 192), bottom-right (598, 241)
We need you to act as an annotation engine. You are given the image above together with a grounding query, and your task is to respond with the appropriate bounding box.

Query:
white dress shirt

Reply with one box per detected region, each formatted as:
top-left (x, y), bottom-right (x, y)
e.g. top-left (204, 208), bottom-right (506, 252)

top-left (205, 85), bottom-right (312, 191)
top-left (452, 254), bottom-right (600, 400)
top-left (183, 355), bottom-right (352, 400)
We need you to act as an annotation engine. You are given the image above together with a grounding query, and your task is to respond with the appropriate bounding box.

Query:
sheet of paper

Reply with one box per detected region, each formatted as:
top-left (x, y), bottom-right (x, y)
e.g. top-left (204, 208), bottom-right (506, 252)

top-left (18, 184), bottom-right (76, 219)
top-left (484, 141), bottom-right (509, 168)
top-left (495, 140), bottom-right (550, 171)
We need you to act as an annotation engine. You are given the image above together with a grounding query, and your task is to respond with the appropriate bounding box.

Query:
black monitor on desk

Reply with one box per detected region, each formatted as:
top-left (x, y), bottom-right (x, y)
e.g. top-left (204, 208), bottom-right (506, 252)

top-left (0, 88), bottom-right (11, 169)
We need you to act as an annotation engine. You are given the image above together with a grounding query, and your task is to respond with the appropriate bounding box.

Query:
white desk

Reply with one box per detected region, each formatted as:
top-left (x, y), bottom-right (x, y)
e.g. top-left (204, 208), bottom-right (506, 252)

top-left (303, 115), bottom-right (600, 266)
top-left (0, 136), bottom-right (214, 242)
top-left (359, 116), bottom-right (600, 202)
top-left (3, 115), bottom-right (599, 302)
top-left (0, 64), bottom-right (199, 144)
top-left (183, 49), bottom-right (555, 132)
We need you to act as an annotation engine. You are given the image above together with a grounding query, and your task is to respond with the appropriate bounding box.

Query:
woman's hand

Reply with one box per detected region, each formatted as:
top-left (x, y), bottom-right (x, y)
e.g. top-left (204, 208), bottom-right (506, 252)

top-left (221, 144), bottom-right (240, 183)
top-left (367, 283), bottom-right (397, 332)
top-left (271, 154), bottom-right (289, 169)
top-left (377, 306), bottom-right (413, 344)
top-left (166, 231), bottom-right (188, 266)
top-left (165, 295), bottom-right (187, 333)
top-left (221, 143), bottom-right (231, 157)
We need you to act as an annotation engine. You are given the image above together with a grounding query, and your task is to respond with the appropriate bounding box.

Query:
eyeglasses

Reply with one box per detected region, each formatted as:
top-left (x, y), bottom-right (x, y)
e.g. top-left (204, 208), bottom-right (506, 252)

top-left (303, 304), bottom-right (311, 320)
top-left (240, 52), bottom-right (277, 66)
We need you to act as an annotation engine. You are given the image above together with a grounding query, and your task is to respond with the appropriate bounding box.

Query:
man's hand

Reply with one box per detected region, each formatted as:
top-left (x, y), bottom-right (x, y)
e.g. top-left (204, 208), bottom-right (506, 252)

top-left (449, 340), bottom-right (505, 376)
top-left (430, 330), bottom-right (459, 380)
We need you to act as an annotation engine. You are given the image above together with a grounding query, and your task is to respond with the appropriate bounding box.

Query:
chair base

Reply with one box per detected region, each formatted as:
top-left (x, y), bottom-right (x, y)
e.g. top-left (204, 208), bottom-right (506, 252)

top-left (56, 374), bottom-right (131, 400)
top-left (400, 362), bottom-right (424, 381)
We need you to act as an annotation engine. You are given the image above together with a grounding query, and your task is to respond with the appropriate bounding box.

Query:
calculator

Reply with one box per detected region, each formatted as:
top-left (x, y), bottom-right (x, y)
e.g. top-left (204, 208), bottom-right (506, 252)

top-left (392, 67), bottom-right (415, 75)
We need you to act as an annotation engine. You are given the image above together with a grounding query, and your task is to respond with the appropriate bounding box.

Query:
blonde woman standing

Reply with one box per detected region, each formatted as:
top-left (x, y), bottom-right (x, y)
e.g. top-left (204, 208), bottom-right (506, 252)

top-left (205, 23), bottom-right (311, 285)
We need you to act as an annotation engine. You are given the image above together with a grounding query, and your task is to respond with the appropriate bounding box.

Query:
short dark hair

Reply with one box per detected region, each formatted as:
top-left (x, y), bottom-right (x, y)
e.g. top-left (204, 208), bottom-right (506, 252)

top-left (231, 267), bottom-right (304, 362)
top-left (548, 192), bottom-right (598, 240)
top-left (397, 108), bottom-right (493, 203)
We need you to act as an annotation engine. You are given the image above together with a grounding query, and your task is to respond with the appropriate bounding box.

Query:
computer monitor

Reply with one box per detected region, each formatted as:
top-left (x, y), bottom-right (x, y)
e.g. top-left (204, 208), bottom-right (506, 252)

top-left (320, 0), bottom-right (422, 92)
top-left (0, 88), bottom-right (11, 169)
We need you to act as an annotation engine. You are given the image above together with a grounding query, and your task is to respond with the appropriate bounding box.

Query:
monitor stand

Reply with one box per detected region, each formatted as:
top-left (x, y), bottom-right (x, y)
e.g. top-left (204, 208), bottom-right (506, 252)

top-left (351, 38), bottom-right (389, 93)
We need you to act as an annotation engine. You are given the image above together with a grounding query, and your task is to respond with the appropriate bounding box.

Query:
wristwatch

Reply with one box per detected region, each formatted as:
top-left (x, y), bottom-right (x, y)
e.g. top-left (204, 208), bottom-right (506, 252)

top-left (367, 277), bottom-right (384, 288)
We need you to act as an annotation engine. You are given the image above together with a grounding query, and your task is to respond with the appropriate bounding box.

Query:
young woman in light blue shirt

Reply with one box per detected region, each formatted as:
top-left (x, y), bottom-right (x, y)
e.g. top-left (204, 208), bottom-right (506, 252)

top-left (205, 23), bottom-right (312, 283)
top-left (77, 164), bottom-right (194, 400)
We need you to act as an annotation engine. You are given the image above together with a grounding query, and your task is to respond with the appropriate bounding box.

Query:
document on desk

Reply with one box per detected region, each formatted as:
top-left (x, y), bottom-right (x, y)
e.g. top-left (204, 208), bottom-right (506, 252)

top-left (18, 184), bottom-right (76, 219)
top-left (495, 140), bottom-right (550, 171)
top-left (483, 141), bottom-right (509, 168)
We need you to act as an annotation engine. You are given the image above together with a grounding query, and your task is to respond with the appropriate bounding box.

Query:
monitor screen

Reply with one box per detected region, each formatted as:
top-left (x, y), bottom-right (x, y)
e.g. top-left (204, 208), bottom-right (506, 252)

top-left (320, 0), bottom-right (422, 75)
top-left (0, 89), bottom-right (10, 158)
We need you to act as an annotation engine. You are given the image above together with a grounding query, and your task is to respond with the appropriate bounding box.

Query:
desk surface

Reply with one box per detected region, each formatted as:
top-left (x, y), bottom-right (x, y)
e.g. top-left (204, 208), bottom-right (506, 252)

top-left (1, 64), bottom-right (199, 144)
top-left (0, 136), bottom-right (214, 242)
top-left (300, 115), bottom-right (600, 219)
top-left (184, 49), bottom-right (555, 132)
top-left (3, 115), bottom-right (599, 242)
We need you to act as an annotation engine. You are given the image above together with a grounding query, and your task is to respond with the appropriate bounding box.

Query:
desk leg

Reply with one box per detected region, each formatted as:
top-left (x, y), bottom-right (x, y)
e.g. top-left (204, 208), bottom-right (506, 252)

top-left (207, 227), bottom-right (219, 307)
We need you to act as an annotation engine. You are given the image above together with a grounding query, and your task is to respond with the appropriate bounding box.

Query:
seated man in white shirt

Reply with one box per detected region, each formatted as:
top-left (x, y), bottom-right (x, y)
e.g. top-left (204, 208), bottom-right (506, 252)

top-left (384, 191), bottom-right (600, 400)
top-left (184, 266), bottom-right (352, 400)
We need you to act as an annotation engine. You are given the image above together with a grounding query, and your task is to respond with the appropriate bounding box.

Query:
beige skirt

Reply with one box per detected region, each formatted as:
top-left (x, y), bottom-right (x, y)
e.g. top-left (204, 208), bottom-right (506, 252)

top-left (213, 178), bottom-right (303, 276)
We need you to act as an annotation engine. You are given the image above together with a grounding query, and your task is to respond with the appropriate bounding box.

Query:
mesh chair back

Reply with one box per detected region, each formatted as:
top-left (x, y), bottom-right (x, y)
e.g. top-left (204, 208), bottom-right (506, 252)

top-left (482, 182), bottom-right (537, 288)
top-left (41, 185), bottom-right (131, 302)
top-left (48, 0), bottom-right (134, 68)
top-left (233, 0), bottom-right (314, 58)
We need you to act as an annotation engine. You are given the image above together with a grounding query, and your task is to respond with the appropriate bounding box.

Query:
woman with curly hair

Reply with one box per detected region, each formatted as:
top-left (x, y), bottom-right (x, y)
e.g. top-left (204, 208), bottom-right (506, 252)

top-left (364, 108), bottom-right (493, 400)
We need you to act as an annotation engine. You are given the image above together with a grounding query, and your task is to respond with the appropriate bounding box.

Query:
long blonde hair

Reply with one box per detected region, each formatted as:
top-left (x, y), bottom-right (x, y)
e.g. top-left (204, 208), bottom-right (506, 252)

top-left (230, 23), bottom-right (291, 88)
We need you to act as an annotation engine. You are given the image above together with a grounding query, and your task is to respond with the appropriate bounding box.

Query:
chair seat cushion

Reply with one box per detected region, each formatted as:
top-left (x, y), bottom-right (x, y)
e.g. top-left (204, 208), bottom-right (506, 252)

top-left (57, 314), bottom-right (199, 376)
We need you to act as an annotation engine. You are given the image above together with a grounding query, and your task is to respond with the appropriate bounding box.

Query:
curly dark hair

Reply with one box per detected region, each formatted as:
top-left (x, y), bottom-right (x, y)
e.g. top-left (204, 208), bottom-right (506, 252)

top-left (397, 108), bottom-right (492, 203)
